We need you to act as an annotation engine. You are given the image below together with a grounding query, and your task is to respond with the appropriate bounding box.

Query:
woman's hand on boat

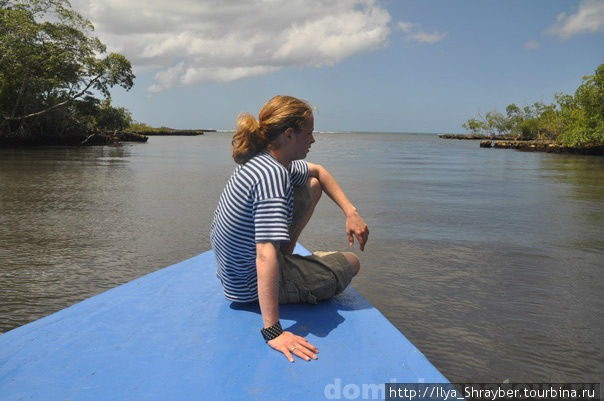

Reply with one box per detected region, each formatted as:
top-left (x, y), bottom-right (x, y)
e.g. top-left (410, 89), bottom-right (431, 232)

top-left (346, 210), bottom-right (369, 251)
top-left (268, 331), bottom-right (319, 362)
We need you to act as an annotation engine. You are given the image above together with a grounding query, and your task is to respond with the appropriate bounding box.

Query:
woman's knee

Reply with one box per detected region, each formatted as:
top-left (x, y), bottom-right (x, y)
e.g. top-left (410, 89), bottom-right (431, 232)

top-left (342, 252), bottom-right (360, 276)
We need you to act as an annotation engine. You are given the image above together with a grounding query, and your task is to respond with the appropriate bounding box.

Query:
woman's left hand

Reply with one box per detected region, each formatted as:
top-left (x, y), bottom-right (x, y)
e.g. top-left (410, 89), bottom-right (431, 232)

top-left (346, 210), bottom-right (369, 251)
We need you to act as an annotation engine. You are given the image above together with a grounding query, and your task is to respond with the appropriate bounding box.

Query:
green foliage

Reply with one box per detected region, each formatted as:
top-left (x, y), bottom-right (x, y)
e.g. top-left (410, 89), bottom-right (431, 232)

top-left (555, 65), bottom-right (604, 146)
top-left (576, 64), bottom-right (604, 123)
top-left (462, 118), bottom-right (485, 134)
top-left (518, 118), bottom-right (539, 140)
top-left (72, 97), bottom-right (132, 131)
top-left (484, 110), bottom-right (510, 136)
top-left (0, 0), bottom-right (135, 143)
top-left (127, 122), bottom-right (154, 132)
top-left (95, 98), bottom-right (133, 131)
top-left (126, 123), bottom-right (185, 133)
top-left (462, 63), bottom-right (604, 146)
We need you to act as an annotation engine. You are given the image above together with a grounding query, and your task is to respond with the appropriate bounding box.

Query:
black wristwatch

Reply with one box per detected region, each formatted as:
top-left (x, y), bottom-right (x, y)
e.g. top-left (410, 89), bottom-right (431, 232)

top-left (261, 321), bottom-right (283, 342)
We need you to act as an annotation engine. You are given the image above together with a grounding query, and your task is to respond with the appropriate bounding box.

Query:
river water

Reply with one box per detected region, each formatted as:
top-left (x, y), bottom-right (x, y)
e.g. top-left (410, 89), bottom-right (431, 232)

top-left (1, 133), bottom-right (602, 382)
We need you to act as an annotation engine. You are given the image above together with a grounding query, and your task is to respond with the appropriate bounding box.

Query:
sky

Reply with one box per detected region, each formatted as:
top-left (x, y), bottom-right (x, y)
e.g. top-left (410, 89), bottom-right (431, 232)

top-left (70, 0), bottom-right (604, 133)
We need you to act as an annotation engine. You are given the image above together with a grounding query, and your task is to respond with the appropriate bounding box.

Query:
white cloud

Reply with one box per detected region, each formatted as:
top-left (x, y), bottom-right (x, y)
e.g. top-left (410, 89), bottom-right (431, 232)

top-left (407, 31), bottom-right (446, 44)
top-left (397, 21), bottom-right (414, 33)
top-left (71, 0), bottom-right (391, 91)
top-left (546, 0), bottom-right (604, 39)
top-left (396, 20), bottom-right (446, 44)
top-left (524, 40), bottom-right (540, 49)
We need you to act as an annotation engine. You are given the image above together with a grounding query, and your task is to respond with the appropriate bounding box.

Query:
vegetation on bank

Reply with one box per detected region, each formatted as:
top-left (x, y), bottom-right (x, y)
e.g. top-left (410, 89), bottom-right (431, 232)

top-left (126, 123), bottom-right (208, 135)
top-left (463, 63), bottom-right (604, 147)
top-left (0, 0), bottom-right (135, 145)
top-left (128, 123), bottom-right (176, 134)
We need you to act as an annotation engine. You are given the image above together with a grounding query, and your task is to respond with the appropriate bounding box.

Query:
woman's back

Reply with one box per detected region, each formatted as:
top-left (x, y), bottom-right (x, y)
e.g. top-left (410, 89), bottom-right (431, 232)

top-left (210, 151), bottom-right (308, 302)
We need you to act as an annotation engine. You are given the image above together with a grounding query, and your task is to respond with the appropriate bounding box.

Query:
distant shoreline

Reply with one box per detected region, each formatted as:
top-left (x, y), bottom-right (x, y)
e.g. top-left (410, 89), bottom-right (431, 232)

top-left (439, 134), bottom-right (604, 156)
top-left (0, 128), bottom-right (217, 147)
top-left (132, 129), bottom-right (215, 136)
top-left (438, 134), bottom-right (516, 140)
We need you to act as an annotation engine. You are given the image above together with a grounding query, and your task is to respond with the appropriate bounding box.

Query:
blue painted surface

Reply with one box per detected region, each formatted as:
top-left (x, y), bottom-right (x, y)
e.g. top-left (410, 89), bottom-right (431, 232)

top-left (0, 245), bottom-right (449, 400)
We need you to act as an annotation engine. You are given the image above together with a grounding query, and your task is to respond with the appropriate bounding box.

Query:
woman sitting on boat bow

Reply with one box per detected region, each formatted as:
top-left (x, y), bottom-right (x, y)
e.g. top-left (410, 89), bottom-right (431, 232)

top-left (210, 95), bottom-right (369, 362)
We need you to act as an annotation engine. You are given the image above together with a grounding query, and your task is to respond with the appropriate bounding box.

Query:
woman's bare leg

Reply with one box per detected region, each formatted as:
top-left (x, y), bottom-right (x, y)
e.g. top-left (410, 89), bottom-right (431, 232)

top-left (282, 177), bottom-right (322, 255)
top-left (284, 177), bottom-right (361, 276)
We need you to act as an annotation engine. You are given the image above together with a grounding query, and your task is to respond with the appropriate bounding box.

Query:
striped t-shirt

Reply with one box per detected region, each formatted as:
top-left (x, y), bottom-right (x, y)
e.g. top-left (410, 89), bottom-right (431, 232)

top-left (210, 151), bottom-right (309, 302)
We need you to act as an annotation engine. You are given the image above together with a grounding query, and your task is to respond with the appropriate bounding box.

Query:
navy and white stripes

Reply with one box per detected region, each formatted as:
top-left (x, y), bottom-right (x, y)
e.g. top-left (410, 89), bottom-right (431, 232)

top-left (210, 151), bottom-right (309, 302)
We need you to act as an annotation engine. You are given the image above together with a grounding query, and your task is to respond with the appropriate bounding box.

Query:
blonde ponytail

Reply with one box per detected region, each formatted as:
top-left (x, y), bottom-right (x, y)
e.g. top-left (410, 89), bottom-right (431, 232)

top-left (231, 95), bottom-right (313, 164)
top-left (232, 113), bottom-right (265, 164)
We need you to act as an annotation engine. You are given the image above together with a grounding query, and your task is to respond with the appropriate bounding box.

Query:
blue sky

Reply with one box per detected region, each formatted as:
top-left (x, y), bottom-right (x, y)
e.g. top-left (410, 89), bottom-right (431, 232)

top-left (74, 0), bottom-right (604, 133)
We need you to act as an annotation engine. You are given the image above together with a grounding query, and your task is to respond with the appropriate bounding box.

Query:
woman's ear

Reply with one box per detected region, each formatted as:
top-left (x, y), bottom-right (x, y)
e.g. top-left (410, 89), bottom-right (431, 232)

top-left (284, 127), bottom-right (294, 142)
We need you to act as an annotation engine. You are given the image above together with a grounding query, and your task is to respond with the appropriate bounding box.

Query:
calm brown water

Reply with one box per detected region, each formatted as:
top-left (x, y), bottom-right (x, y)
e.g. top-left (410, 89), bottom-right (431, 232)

top-left (1, 133), bottom-right (602, 383)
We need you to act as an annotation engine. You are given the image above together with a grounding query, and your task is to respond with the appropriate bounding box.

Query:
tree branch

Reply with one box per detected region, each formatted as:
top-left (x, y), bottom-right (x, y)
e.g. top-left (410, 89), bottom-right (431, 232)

top-left (80, 132), bottom-right (97, 144)
top-left (10, 82), bottom-right (26, 119)
top-left (2, 74), bottom-right (103, 121)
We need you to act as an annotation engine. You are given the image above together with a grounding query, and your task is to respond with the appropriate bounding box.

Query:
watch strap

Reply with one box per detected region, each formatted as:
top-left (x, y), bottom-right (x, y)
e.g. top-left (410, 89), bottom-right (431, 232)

top-left (261, 321), bottom-right (283, 342)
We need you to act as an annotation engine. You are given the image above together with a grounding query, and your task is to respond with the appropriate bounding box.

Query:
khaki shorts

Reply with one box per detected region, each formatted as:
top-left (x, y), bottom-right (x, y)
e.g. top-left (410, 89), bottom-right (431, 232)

top-left (277, 250), bottom-right (354, 304)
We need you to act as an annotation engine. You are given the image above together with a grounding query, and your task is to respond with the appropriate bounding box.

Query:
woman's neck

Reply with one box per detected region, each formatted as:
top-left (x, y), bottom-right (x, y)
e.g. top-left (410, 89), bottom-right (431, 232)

top-left (267, 149), bottom-right (291, 168)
